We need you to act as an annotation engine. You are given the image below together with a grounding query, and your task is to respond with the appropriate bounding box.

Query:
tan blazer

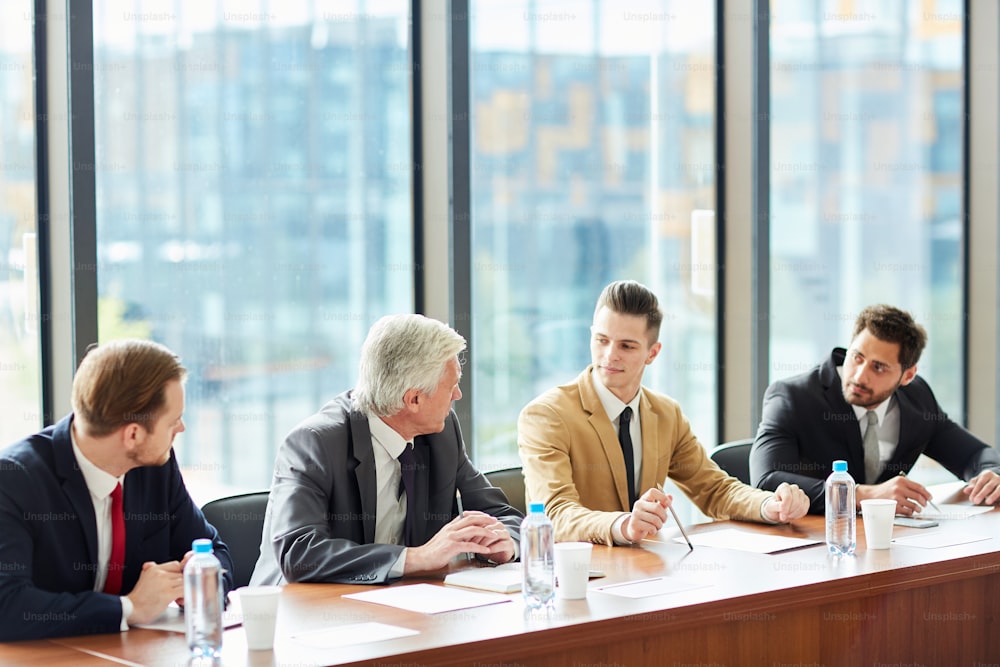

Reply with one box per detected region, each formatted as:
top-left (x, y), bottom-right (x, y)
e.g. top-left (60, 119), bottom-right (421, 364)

top-left (518, 367), bottom-right (773, 544)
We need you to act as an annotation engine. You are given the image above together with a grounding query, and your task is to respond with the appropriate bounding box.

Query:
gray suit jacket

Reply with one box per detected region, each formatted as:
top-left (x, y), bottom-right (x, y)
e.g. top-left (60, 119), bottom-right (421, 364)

top-left (250, 391), bottom-right (522, 585)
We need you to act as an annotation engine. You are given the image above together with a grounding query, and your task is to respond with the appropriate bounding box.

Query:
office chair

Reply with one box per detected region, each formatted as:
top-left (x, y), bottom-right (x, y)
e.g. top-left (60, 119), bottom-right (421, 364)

top-left (485, 466), bottom-right (527, 515)
top-left (709, 439), bottom-right (754, 485)
top-left (201, 491), bottom-right (269, 588)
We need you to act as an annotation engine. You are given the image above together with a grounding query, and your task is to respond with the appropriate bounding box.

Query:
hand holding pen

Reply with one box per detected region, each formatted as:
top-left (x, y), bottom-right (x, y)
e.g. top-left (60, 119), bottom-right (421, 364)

top-left (898, 471), bottom-right (942, 514)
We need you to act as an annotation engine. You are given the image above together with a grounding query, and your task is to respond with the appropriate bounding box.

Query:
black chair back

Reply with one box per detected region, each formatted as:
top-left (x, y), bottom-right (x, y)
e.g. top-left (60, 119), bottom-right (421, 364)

top-left (484, 466), bottom-right (526, 515)
top-left (709, 439), bottom-right (754, 485)
top-left (201, 491), bottom-right (269, 589)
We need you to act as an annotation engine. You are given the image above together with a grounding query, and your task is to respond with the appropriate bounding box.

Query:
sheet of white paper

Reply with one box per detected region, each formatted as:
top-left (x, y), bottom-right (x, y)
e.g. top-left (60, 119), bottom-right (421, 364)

top-left (343, 583), bottom-right (512, 614)
top-left (132, 600), bottom-right (243, 633)
top-left (914, 504), bottom-right (996, 520)
top-left (291, 622), bottom-right (418, 648)
top-left (593, 577), bottom-right (711, 599)
top-left (673, 528), bottom-right (822, 554)
top-left (891, 532), bottom-right (991, 549)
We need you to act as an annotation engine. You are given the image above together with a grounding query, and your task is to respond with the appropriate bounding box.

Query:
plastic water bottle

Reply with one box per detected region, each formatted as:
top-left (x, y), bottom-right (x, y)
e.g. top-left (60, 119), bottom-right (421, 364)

top-left (521, 502), bottom-right (554, 610)
top-left (184, 538), bottom-right (223, 658)
top-left (825, 460), bottom-right (856, 556)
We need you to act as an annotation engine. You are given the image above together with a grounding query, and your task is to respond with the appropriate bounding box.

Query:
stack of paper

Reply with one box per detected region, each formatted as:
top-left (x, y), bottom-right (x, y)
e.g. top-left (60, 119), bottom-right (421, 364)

top-left (444, 564), bottom-right (521, 594)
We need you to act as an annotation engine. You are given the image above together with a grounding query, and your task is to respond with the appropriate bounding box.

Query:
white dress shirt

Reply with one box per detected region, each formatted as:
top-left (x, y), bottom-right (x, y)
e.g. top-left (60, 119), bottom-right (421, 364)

top-left (69, 425), bottom-right (131, 629)
top-left (837, 367), bottom-right (902, 476)
top-left (590, 370), bottom-right (643, 544)
top-left (367, 416), bottom-right (410, 576)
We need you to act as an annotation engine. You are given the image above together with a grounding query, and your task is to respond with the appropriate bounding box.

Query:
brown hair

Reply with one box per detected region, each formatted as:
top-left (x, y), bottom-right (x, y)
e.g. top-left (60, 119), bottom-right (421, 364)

top-left (595, 280), bottom-right (664, 343)
top-left (71, 339), bottom-right (187, 437)
top-left (852, 305), bottom-right (927, 370)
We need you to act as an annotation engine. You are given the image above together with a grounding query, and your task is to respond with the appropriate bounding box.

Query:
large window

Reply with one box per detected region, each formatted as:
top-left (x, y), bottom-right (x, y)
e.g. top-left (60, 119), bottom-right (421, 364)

top-left (0, 2), bottom-right (42, 447)
top-left (769, 1), bottom-right (964, 424)
top-left (469, 1), bottom-right (718, 470)
top-left (92, 1), bottom-right (413, 498)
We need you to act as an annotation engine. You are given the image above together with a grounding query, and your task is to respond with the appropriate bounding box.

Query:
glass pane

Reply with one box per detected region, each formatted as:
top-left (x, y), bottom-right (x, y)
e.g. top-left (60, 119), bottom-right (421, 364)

top-left (92, 1), bottom-right (413, 499)
top-left (0, 2), bottom-right (42, 445)
top-left (469, 1), bottom-right (718, 471)
top-left (769, 1), bottom-right (963, 421)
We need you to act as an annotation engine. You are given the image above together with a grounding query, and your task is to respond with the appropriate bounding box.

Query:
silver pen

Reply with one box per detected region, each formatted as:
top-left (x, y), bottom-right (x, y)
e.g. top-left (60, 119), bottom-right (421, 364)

top-left (668, 503), bottom-right (693, 551)
top-left (456, 489), bottom-right (472, 561)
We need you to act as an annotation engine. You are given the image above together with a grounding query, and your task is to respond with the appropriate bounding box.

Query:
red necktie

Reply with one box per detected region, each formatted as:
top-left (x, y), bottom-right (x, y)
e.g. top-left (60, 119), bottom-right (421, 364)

top-left (103, 482), bottom-right (125, 594)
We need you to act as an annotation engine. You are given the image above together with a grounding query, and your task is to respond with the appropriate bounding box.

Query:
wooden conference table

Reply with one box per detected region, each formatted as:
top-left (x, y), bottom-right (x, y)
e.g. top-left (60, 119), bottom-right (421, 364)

top-left (3, 496), bottom-right (998, 665)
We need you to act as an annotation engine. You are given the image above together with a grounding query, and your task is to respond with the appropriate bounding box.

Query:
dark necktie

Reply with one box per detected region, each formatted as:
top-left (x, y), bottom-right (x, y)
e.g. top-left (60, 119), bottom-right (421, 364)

top-left (103, 482), bottom-right (125, 594)
top-left (618, 407), bottom-right (637, 508)
top-left (398, 443), bottom-right (417, 546)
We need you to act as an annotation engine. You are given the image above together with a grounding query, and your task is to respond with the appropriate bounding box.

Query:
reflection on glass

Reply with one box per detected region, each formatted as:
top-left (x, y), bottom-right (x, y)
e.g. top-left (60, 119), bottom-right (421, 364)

top-left (0, 2), bottom-right (42, 446)
top-left (469, 1), bottom-right (718, 470)
top-left (93, 1), bottom-right (413, 498)
top-left (769, 1), bottom-right (963, 422)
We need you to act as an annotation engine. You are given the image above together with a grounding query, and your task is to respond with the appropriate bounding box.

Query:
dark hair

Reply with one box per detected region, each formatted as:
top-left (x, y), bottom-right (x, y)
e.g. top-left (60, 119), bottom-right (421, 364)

top-left (71, 339), bottom-right (187, 437)
top-left (852, 305), bottom-right (927, 370)
top-left (595, 280), bottom-right (664, 342)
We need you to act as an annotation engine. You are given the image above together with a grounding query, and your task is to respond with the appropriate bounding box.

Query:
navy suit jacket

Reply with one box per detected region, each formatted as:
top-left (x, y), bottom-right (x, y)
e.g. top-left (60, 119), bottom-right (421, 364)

top-left (250, 391), bottom-right (522, 585)
top-left (751, 348), bottom-right (1000, 514)
top-left (0, 415), bottom-right (234, 641)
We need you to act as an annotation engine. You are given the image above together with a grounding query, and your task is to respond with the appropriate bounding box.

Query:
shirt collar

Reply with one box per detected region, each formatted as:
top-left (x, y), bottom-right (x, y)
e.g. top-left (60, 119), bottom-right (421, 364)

top-left (590, 367), bottom-right (641, 422)
top-left (368, 415), bottom-right (410, 459)
top-left (70, 419), bottom-right (124, 500)
top-left (836, 366), bottom-right (895, 424)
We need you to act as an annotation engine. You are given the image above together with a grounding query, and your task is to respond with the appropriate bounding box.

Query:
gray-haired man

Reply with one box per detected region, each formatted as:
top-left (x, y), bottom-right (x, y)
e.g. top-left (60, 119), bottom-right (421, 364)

top-left (250, 314), bottom-right (521, 585)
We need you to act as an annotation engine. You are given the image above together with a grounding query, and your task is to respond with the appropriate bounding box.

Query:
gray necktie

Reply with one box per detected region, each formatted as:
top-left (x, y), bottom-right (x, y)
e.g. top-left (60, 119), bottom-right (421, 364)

top-left (863, 411), bottom-right (880, 484)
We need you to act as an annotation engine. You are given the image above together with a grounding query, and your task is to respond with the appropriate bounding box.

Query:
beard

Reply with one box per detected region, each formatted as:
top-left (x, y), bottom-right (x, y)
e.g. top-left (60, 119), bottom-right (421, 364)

top-left (842, 379), bottom-right (900, 409)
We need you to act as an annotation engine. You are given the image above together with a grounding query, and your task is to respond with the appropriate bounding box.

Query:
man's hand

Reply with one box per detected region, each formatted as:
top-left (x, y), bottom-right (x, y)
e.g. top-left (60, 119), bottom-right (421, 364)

top-left (124, 560), bottom-right (185, 625)
top-left (404, 513), bottom-right (503, 574)
top-left (856, 476), bottom-right (931, 516)
top-left (463, 512), bottom-right (516, 564)
top-left (621, 489), bottom-right (670, 543)
top-left (763, 482), bottom-right (809, 523)
top-left (963, 469), bottom-right (1000, 505)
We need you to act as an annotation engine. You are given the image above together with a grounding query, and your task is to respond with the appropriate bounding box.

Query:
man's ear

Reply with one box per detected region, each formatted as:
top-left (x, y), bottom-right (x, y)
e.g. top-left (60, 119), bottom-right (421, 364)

top-left (120, 423), bottom-right (143, 453)
top-left (900, 365), bottom-right (918, 386)
top-left (401, 388), bottom-right (422, 413)
top-left (645, 341), bottom-right (662, 366)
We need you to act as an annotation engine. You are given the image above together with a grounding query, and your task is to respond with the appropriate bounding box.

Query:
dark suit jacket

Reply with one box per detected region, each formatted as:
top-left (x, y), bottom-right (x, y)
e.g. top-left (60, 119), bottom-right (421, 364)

top-left (249, 391), bottom-right (523, 586)
top-left (751, 348), bottom-right (1000, 514)
top-left (0, 415), bottom-right (234, 642)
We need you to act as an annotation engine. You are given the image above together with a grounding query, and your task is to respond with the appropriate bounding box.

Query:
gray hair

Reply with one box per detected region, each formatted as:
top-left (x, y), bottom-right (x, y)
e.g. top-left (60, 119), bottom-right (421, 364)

top-left (352, 314), bottom-right (466, 417)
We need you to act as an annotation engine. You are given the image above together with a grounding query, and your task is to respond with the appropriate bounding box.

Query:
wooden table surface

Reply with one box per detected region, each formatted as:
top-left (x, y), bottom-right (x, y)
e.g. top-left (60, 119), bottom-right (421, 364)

top-left (3, 489), bottom-right (998, 666)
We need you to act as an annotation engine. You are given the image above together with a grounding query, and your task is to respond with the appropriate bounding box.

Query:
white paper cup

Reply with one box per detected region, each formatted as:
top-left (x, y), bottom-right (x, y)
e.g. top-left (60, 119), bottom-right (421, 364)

top-left (554, 542), bottom-right (592, 599)
top-left (237, 585), bottom-right (281, 650)
top-left (861, 499), bottom-right (897, 550)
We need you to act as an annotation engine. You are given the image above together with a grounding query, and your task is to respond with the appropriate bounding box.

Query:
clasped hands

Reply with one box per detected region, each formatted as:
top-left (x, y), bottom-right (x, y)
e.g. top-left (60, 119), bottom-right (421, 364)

top-left (405, 511), bottom-right (514, 574)
top-left (125, 550), bottom-right (194, 625)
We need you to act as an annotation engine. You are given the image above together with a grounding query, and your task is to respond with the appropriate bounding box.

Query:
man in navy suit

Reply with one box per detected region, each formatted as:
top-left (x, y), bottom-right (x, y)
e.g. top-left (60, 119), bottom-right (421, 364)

top-left (250, 314), bottom-right (521, 586)
top-left (0, 339), bottom-right (233, 641)
top-left (751, 304), bottom-right (1000, 515)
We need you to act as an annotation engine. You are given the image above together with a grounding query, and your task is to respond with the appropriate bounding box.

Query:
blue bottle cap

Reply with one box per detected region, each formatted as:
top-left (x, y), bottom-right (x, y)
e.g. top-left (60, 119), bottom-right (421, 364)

top-left (192, 538), bottom-right (213, 554)
top-left (528, 502), bottom-right (545, 513)
top-left (832, 460), bottom-right (848, 473)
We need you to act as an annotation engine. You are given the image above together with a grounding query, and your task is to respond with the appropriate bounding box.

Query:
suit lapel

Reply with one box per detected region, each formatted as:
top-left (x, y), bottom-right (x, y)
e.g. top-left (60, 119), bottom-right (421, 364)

top-left (349, 411), bottom-right (378, 544)
top-left (821, 357), bottom-right (865, 477)
top-left (887, 392), bottom-right (919, 478)
top-left (637, 390), bottom-right (658, 495)
top-left (52, 417), bottom-right (100, 575)
top-left (579, 369), bottom-right (632, 510)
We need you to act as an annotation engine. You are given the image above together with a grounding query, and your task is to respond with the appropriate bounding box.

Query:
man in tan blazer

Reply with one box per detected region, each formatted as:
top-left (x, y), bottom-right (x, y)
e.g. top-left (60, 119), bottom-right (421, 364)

top-left (518, 280), bottom-right (809, 544)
